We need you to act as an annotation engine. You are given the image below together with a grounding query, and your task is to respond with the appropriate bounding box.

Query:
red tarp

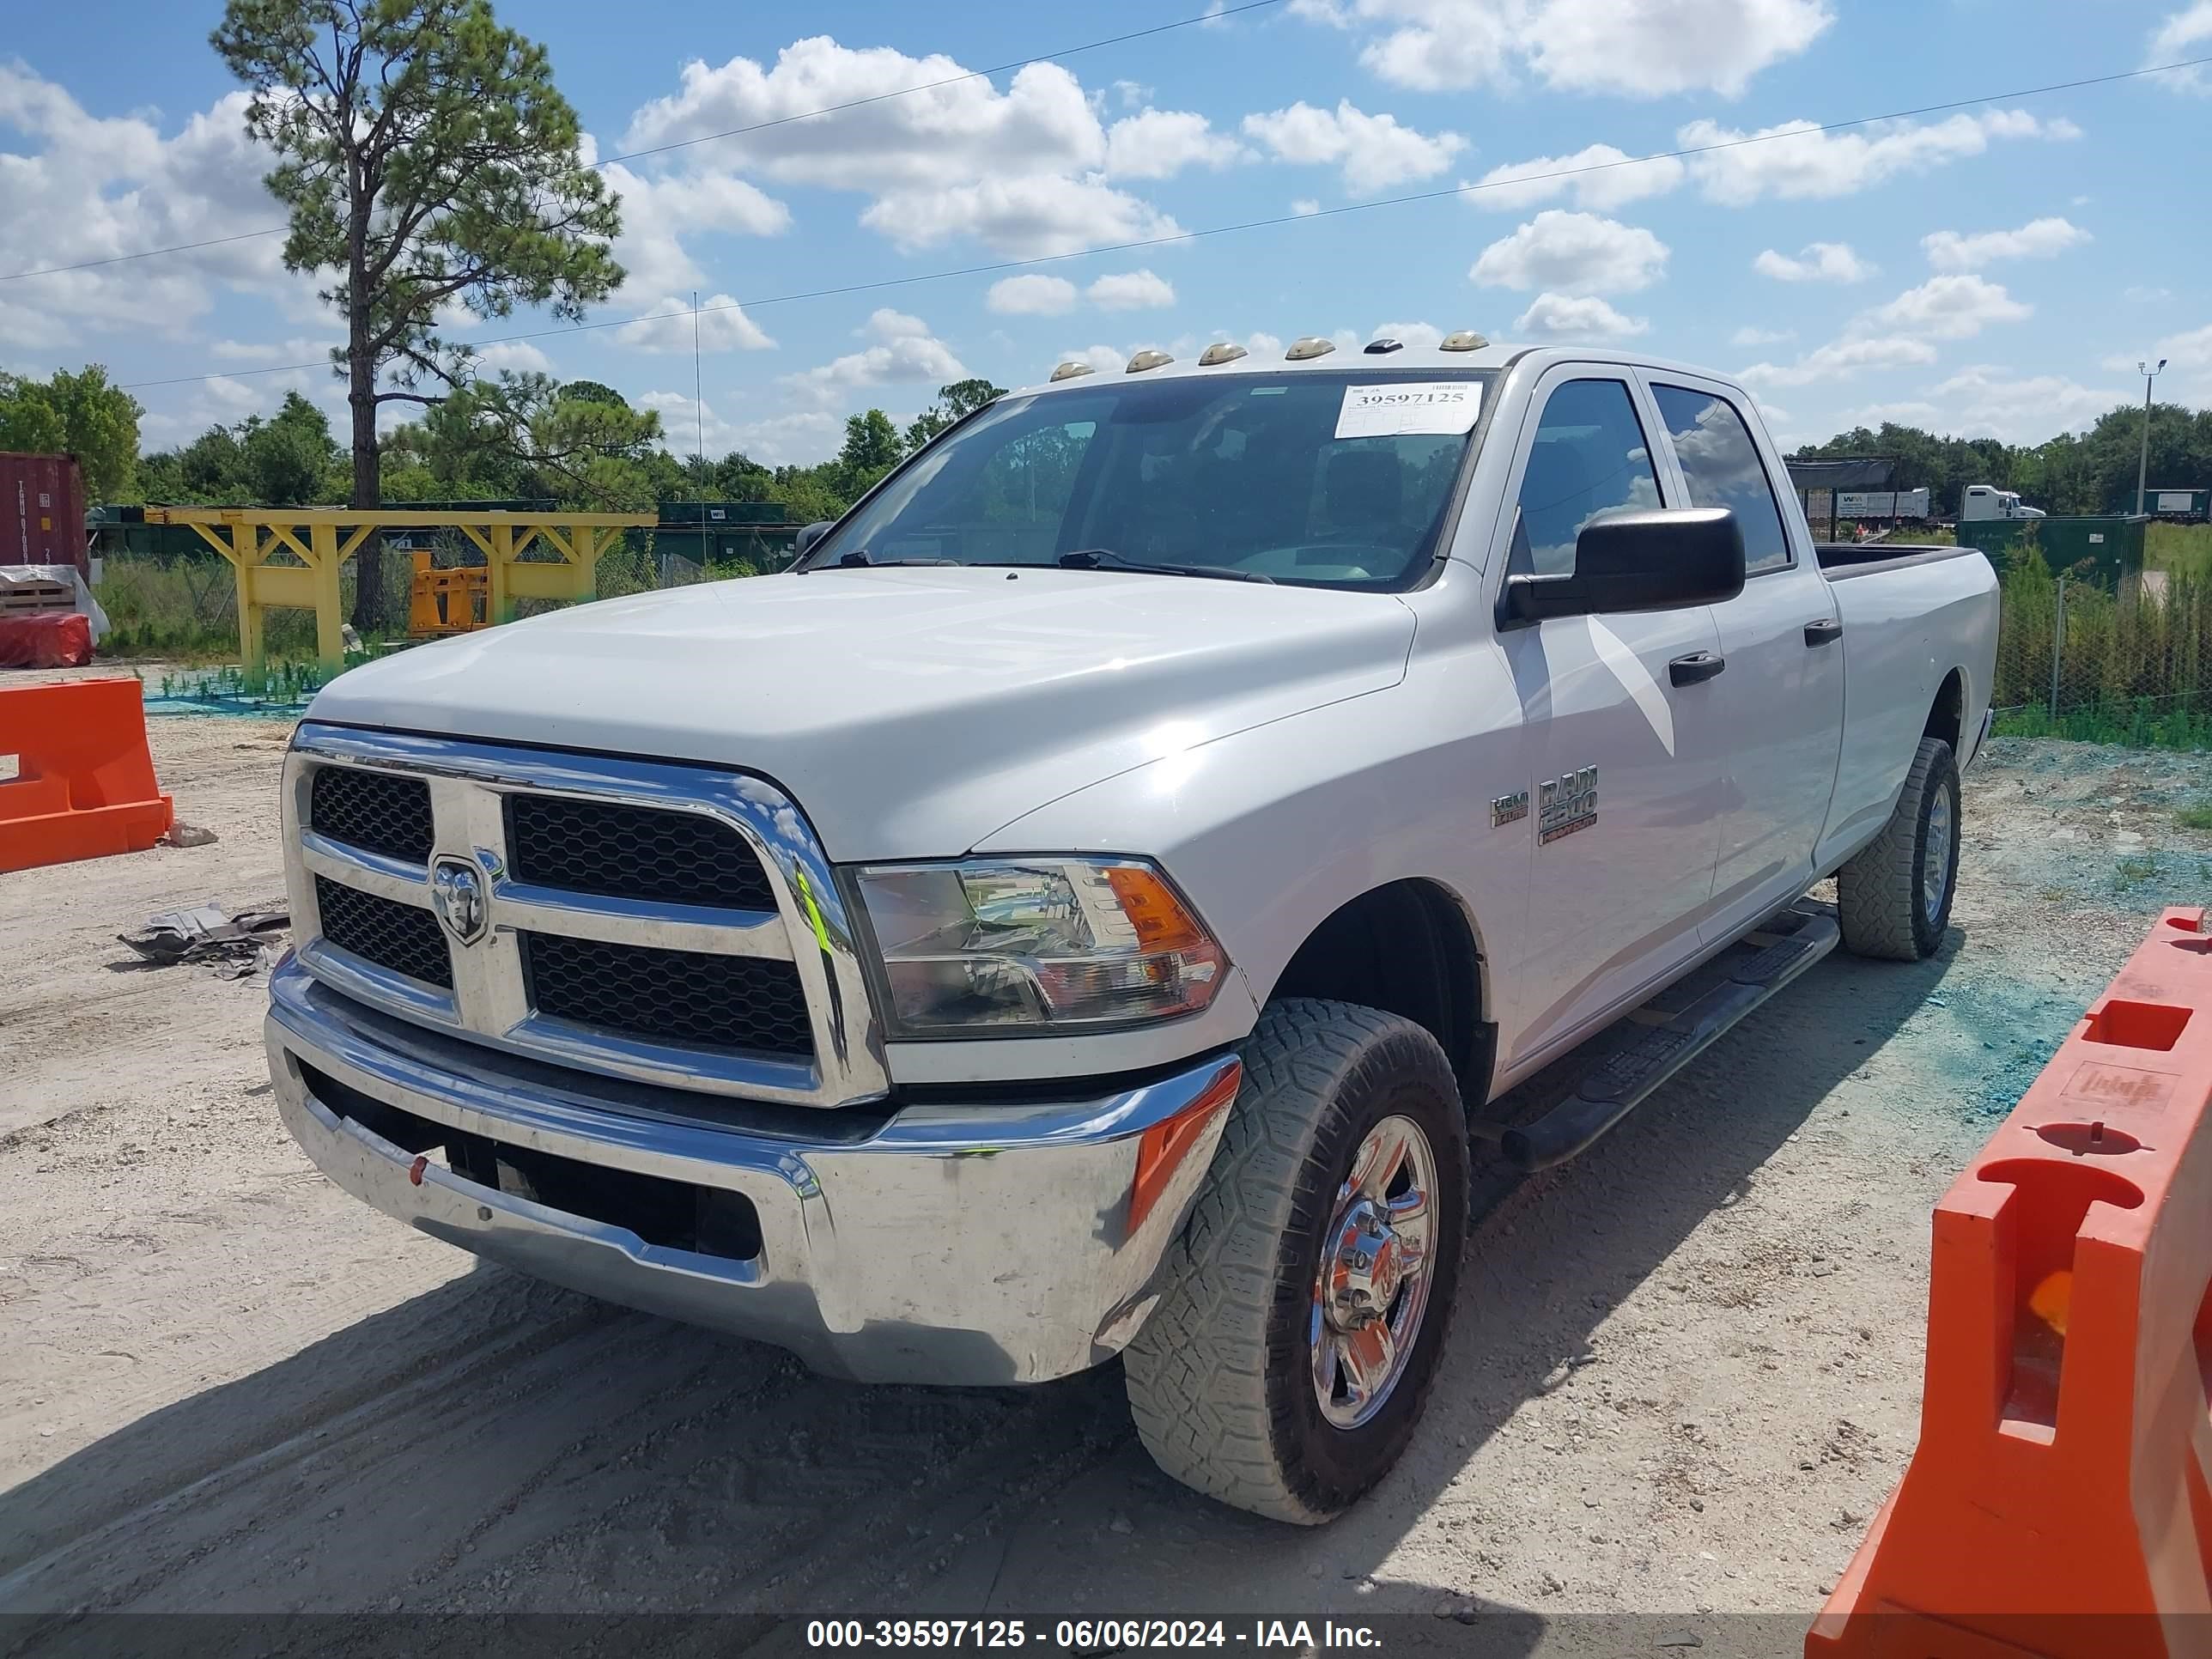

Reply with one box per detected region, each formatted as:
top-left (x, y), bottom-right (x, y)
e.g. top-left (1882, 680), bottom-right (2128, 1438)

top-left (0, 612), bottom-right (93, 669)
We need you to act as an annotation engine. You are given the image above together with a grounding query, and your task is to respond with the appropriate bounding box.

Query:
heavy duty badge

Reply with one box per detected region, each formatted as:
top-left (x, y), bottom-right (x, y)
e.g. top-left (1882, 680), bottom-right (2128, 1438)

top-left (1538, 766), bottom-right (1598, 844)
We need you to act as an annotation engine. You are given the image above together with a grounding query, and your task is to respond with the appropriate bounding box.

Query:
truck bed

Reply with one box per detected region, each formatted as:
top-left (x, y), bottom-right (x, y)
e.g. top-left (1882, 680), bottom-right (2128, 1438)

top-left (1814, 542), bottom-right (1987, 580)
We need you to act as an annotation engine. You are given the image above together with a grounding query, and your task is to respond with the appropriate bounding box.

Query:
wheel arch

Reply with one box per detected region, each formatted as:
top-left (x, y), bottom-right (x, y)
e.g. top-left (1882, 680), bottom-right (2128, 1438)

top-left (1925, 665), bottom-right (1966, 753)
top-left (1261, 877), bottom-right (1494, 1105)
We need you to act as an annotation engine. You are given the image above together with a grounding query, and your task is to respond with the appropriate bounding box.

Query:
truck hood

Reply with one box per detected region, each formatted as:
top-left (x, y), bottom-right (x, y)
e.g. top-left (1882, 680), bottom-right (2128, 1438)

top-left (309, 565), bottom-right (1415, 860)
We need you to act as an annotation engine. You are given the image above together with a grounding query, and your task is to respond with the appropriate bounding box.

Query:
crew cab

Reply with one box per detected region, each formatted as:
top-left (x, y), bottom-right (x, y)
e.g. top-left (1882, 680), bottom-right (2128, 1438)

top-left (265, 338), bottom-right (1997, 1522)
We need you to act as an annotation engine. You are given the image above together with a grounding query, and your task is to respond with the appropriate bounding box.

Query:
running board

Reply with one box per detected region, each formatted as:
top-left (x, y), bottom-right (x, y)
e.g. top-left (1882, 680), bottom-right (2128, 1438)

top-left (1487, 907), bottom-right (1842, 1174)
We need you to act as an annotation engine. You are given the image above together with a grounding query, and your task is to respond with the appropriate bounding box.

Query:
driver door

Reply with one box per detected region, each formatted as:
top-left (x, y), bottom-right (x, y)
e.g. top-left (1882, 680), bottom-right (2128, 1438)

top-left (1491, 369), bottom-right (1727, 1069)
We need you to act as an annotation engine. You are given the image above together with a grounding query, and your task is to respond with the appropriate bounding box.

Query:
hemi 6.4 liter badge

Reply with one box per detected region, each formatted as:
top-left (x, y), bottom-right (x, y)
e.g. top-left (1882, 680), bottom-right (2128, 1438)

top-left (1491, 791), bottom-right (1528, 827)
top-left (1538, 766), bottom-right (1597, 844)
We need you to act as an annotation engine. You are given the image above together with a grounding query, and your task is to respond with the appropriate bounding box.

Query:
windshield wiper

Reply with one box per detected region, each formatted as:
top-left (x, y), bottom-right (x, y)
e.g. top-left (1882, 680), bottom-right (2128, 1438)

top-left (1054, 548), bottom-right (1273, 584)
top-left (826, 550), bottom-right (959, 568)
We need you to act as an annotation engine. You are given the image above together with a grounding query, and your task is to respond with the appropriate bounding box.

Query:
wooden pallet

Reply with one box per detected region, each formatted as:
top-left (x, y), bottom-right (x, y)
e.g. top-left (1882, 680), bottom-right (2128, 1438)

top-left (0, 578), bottom-right (76, 617)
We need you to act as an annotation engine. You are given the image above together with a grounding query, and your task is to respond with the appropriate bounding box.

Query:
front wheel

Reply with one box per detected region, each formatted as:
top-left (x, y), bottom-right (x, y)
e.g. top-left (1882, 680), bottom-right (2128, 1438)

top-left (1838, 734), bottom-right (1960, 961)
top-left (1122, 1000), bottom-right (1468, 1523)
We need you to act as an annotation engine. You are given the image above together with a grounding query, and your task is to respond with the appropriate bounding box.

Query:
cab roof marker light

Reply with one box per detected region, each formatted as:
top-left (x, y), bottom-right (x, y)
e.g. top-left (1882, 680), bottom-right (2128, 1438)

top-left (1364, 338), bottom-right (1402, 354)
top-left (1439, 331), bottom-right (1489, 351)
top-left (1285, 337), bottom-right (1335, 361)
top-left (1048, 361), bottom-right (1097, 382)
top-left (1198, 343), bottom-right (1248, 366)
top-left (1127, 349), bottom-right (1175, 373)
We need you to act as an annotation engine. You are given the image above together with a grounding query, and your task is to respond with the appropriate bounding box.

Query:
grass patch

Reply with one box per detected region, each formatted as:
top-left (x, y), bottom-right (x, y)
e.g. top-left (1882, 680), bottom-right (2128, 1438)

top-left (2148, 521), bottom-right (2212, 579)
top-left (2174, 803), bottom-right (2212, 831)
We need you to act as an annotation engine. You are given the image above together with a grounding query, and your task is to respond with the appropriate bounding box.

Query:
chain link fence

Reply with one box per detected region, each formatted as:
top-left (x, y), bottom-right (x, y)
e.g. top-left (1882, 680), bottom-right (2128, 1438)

top-left (1990, 556), bottom-right (2212, 748)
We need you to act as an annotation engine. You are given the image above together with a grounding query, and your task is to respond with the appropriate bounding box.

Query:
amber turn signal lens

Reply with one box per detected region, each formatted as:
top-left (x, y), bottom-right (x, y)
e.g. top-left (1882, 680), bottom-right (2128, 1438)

top-left (1104, 865), bottom-right (1211, 953)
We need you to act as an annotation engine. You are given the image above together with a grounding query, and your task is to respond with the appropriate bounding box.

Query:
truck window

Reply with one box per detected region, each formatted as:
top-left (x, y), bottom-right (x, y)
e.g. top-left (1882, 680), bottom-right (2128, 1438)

top-left (1507, 379), bottom-right (1662, 578)
top-left (1651, 386), bottom-right (1791, 574)
top-left (809, 371), bottom-right (1493, 591)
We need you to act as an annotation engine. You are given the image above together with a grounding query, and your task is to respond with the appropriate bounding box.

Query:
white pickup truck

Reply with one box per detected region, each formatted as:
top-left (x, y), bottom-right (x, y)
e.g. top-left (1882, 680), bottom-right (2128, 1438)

top-left (268, 338), bottom-right (1997, 1523)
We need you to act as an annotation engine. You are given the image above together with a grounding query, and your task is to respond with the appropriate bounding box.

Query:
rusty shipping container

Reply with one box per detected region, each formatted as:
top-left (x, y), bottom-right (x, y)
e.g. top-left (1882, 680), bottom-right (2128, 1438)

top-left (0, 452), bottom-right (90, 580)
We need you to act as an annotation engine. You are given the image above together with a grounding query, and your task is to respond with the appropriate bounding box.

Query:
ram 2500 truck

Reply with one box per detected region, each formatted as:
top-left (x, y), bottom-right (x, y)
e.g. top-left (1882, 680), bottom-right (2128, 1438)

top-left (266, 338), bottom-right (1997, 1522)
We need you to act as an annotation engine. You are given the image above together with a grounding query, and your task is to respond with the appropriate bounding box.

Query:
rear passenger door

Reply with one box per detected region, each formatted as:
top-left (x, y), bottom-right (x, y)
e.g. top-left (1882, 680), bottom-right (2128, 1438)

top-left (1644, 375), bottom-right (1844, 939)
top-left (1492, 368), bottom-right (1726, 1068)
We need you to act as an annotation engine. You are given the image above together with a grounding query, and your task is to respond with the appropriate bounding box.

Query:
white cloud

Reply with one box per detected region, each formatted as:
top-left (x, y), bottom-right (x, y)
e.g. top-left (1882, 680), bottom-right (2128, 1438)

top-left (616, 40), bottom-right (1189, 261)
top-left (781, 308), bottom-right (965, 407)
top-left (988, 275), bottom-right (1079, 316)
top-left (614, 295), bottom-right (776, 353)
top-left (1370, 321), bottom-right (1443, 349)
top-left (1682, 110), bottom-right (2079, 204)
top-left (1241, 100), bottom-right (1466, 193)
top-left (1753, 241), bottom-right (1875, 283)
top-left (594, 161), bottom-right (790, 301)
top-left (1087, 270), bottom-right (1176, 310)
top-left (0, 66), bottom-right (306, 350)
top-left (1291, 198), bottom-right (1322, 216)
top-left (473, 341), bottom-right (555, 374)
top-left (1730, 325), bottom-right (1796, 347)
top-left (1739, 337), bottom-right (1940, 389)
top-left (1103, 109), bottom-right (1248, 179)
top-left (1929, 366), bottom-right (2125, 442)
top-left (209, 337), bottom-right (332, 363)
top-left (2148, 3), bottom-right (2212, 90)
top-left (1921, 217), bottom-right (2090, 271)
top-left (641, 392), bottom-right (844, 466)
top-left (2102, 322), bottom-right (2212, 384)
top-left (1864, 275), bottom-right (2030, 340)
top-left (861, 175), bottom-right (1180, 257)
top-left (1465, 145), bottom-right (1686, 212)
top-left (2124, 285), bottom-right (2173, 304)
top-left (620, 41), bottom-right (1104, 189)
top-left (1294, 0), bottom-right (1830, 95)
top-left (1469, 211), bottom-right (1668, 295)
top-left (1513, 293), bottom-right (1648, 339)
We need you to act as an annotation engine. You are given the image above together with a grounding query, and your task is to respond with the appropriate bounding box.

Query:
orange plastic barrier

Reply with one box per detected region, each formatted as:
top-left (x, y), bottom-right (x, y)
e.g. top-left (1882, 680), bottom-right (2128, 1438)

top-left (0, 678), bottom-right (175, 872)
top-left (1808, 906), bottom-right (2212, 1659)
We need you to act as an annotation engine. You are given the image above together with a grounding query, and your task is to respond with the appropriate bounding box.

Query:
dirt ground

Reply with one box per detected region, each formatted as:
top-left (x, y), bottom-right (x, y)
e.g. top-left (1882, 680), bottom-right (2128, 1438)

top-left (3, 683), bottom-right (2209, 1643)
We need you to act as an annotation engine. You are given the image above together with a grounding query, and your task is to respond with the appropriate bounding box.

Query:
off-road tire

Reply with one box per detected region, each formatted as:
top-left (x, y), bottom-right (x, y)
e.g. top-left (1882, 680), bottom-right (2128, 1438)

top-left (1122, 999), bottom-right (1469, 1523)
top-left (1838, 735), bottom-right (1960, 962)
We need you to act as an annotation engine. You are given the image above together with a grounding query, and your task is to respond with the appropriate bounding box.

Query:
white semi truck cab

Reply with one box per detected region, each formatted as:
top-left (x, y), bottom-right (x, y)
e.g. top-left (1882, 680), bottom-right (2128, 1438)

top-left (1961, 483), bottom-right (2045, 521)
top-left (267, 338), bottom-right (1998, 1522)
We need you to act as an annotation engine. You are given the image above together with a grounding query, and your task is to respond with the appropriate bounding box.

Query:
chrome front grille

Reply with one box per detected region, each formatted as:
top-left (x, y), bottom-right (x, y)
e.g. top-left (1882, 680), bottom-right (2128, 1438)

top-left (505, 793), bottom-right (778, 910)
top-left (314, 875), bottom-right (454, 988)
top-left (310, 765), bottom-right (434, 864)
top-left (521, 932), bottom-right (813, 1055)
top-left (283, 725), bottom-right (887, 1108)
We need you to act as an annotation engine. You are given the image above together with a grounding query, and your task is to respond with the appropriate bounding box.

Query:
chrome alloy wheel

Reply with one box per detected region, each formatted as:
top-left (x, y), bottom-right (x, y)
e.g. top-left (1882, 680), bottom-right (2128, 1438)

top-left (1923, 782), bottom-right (1954, 926)
top-left (1309, 1114), bottom-right (1438, 1430)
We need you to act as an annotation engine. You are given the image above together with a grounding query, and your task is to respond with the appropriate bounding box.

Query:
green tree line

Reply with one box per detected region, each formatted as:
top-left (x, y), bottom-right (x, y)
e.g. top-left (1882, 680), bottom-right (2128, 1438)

top-left (115, 373), bottom-right (1006, 526)
top-left (1791, 402), bottom-right (2212, 517)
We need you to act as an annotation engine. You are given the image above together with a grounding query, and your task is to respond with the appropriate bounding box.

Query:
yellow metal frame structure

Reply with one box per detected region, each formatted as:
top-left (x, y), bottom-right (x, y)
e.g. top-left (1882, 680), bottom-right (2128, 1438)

top-left (144, 507), bottom-right (654, 671)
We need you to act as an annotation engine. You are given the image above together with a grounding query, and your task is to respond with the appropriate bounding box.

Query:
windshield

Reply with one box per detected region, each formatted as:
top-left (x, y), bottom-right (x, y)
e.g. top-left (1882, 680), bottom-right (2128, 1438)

top-left (802, 369), bottom-right (1495, 589)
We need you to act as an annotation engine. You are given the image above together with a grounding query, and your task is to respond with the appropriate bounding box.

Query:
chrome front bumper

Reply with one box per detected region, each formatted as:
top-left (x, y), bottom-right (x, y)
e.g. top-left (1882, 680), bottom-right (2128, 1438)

top-left (266, 959), bottom-right (1237, 1386)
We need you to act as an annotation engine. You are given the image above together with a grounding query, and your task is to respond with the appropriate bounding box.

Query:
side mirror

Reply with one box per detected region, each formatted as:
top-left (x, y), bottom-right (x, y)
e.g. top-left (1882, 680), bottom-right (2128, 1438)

top-left (794, 520), bottom-right (833, 558)
top-left (1502, 507), bottom-right (1746, 626)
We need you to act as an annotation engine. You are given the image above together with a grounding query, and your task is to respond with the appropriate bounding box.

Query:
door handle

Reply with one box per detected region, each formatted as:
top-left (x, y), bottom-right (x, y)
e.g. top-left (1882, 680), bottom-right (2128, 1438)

top-left (1804, 618), bottom-right (1844, 647)
top-left (1668, 651), bottom-right (1726, 687)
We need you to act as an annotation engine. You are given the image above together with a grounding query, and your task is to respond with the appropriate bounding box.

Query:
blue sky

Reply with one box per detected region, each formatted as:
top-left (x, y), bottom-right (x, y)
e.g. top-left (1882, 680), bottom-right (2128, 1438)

top-left (3, 0), bottom-right (2208, 466)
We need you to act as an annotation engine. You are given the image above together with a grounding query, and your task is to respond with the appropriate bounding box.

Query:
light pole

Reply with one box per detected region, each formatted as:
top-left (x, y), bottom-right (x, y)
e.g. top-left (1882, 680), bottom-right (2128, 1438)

top-left (2136, 357), bottom-right (2166, 515)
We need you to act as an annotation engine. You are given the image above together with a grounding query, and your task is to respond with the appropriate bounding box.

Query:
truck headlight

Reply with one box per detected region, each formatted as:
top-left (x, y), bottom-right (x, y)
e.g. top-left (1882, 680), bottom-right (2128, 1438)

top-left (851, 857), bottom-right (1225, 1037)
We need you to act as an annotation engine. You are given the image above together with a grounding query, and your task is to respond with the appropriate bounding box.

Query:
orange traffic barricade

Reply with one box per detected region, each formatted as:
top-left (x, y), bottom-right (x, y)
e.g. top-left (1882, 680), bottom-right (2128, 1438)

top-left (0, 678), bottom-right (175, 872)
top-left (1809, 906), bottom-right (2212, 1659)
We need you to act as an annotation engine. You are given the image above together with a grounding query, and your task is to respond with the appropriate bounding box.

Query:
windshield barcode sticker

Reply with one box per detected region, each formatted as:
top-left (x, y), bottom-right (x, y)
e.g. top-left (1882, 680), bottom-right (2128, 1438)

top-left (1334, 381), bottom-right (1482, 440)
